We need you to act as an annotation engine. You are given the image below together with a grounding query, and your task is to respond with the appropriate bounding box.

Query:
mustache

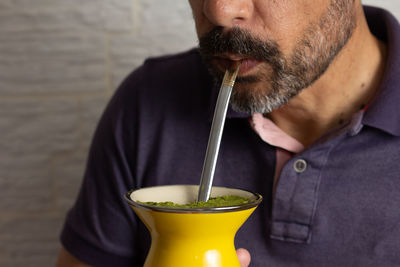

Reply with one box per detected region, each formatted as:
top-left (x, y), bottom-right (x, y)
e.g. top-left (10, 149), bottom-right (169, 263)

top-left (198, 26), bottom-right (281, 62)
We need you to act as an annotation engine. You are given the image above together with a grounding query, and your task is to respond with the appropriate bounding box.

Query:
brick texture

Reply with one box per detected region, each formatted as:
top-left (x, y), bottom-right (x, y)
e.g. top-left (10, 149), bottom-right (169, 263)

top-left (0, 0), bottom-right (195, 266)
top-left (0, 0), bottom-right (398, 266)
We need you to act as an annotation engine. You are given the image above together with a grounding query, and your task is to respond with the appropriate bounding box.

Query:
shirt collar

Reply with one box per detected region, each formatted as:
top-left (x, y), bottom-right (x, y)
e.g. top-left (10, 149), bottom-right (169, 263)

top-left (362, 6), bottom-right (400, 137)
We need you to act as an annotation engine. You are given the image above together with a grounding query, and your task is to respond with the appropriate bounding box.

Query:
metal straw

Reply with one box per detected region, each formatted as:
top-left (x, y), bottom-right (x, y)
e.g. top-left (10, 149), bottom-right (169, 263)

top-left (197, 64), bottom-right (240, 202)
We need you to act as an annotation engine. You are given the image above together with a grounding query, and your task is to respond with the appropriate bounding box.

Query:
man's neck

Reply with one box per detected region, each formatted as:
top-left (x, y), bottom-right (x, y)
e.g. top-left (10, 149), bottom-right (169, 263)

top-left (267, 7), bottom-right (387, 147)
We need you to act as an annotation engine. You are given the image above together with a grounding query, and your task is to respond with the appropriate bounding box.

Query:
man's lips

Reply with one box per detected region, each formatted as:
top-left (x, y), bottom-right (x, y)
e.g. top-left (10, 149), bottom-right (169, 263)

top-left (213, 55), bottom-right (261, 75)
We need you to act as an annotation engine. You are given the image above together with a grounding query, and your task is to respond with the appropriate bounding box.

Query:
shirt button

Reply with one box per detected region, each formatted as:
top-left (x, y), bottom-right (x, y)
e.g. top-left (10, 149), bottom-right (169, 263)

top-left (294, 159), bottom-right (307, 173)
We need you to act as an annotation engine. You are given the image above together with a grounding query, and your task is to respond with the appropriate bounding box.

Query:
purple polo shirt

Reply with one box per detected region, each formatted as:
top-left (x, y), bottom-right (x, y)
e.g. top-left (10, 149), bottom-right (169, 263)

top-left (61, 6), bottom-right (400, 267)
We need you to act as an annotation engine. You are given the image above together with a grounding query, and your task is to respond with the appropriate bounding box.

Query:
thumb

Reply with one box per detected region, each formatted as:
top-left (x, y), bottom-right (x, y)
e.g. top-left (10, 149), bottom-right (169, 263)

top-left (236, 248), bottom-right (251, 267)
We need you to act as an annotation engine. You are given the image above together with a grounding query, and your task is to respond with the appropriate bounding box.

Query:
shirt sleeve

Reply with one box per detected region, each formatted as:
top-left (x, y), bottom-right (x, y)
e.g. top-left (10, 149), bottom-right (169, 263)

top-left (60, 65), bottom-right (150, 267)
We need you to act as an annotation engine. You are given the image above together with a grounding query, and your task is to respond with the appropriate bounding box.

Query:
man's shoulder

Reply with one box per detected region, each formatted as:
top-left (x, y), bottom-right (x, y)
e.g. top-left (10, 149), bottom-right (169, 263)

top-left (115, 48), bottom-right (214, 106)
top-left (144, 48), bottom-right (201, 66)
top-left (120, 48), bottom-right (213, 95)
top-left (138, 48), bottom-right (208, 80)
top-left (110, 48), bottom-right (215, 121)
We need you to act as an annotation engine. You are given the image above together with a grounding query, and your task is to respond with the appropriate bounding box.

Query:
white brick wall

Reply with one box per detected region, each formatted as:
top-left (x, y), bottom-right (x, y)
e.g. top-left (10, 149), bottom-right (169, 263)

top-left (0, 1), bottom-right (196, 266)
top-left (0, 1), bottom-right (398, 266)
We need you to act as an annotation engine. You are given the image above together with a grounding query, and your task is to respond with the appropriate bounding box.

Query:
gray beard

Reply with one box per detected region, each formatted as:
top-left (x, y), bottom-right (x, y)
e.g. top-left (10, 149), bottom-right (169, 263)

top-left (229, 0), bottom-right (356, 115)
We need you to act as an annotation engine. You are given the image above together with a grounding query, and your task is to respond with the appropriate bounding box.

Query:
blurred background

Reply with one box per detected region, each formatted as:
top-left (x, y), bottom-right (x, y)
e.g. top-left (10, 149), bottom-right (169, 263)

top-left (0, 0), bottom-right (398, 266)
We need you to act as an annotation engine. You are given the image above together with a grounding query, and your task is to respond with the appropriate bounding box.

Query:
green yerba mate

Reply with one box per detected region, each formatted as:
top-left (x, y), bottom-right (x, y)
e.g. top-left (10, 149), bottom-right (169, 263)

top-left (139, 195), bottom-right (249, 208)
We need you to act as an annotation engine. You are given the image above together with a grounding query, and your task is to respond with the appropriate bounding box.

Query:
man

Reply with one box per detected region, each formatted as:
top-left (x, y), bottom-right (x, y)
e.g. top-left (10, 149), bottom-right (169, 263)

top-left (56, 0), bottom-right (400, 266)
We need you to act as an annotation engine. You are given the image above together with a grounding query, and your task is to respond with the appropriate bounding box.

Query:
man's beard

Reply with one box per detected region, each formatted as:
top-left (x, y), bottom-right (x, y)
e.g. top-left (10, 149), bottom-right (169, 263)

top-left (198, 0), bottom-right (356, 114)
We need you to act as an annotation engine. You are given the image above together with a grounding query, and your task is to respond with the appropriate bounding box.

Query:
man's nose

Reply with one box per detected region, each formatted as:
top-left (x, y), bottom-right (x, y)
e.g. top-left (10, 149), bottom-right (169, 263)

top-left (203, 0), bottom-right (253, 27)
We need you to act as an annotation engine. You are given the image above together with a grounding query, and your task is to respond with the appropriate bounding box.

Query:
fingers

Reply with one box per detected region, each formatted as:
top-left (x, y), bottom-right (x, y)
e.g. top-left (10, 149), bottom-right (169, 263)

top-left (236, 248), bottom-right (251, 267)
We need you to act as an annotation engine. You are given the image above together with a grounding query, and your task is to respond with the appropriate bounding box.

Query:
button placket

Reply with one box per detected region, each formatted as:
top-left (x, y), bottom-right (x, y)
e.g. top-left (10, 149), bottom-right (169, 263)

top-left (270, 146), bottom-right (334, 243)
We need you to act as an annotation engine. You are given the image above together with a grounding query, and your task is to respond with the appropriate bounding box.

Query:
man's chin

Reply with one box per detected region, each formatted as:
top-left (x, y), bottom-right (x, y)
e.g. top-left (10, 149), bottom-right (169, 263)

top-left (230, 87), bottom-right (268, 115)
top-left (229, 81), bottom-right (292, 115)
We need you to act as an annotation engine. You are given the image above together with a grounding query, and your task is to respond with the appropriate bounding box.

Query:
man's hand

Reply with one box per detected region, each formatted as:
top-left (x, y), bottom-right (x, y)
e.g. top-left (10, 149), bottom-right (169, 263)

top-left (237, 248), bottom-right (251, 267)
top-left (57, 246), bottom-right (251, 267)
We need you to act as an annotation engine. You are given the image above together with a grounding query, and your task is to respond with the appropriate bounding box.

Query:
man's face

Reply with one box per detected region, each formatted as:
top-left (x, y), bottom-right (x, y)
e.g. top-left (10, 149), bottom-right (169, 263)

top-left (189, 0), bottom-right (356, 114)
